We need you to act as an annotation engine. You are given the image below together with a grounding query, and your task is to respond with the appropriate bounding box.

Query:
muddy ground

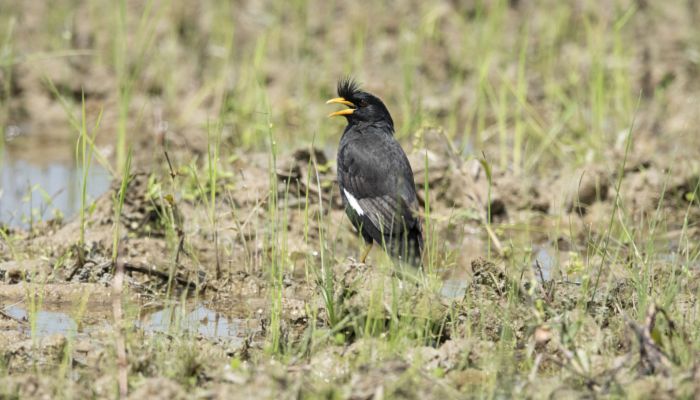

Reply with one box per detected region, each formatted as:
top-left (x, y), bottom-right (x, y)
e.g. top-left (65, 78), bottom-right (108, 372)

top-left (2, 0), bottom-right (700, 399)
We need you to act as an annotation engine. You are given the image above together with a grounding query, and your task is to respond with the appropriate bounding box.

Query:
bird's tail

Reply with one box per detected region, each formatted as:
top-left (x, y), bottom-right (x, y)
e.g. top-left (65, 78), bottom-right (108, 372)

top-left (387, 226), bottom-right (424, 269)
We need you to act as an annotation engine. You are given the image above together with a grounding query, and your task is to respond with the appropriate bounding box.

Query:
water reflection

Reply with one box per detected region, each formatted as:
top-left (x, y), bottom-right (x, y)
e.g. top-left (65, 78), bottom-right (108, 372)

top-left (0, 144), bottom-right (111, 228)
top-left (440, 278), bottom-right (468, 299)
top-left (142, 304), bottom-right (246, 344)
top-left (3, 305), bottom-right (78, 336)
top-left (1, 302), bottom-right (248, 343)
top-left (533, 246), bottom-right (555, 283)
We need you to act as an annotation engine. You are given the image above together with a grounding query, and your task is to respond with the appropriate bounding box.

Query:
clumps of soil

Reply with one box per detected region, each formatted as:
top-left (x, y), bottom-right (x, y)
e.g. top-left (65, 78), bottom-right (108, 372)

top-left (3, 55), bottom-right (114, 138)
top-left (77, 172), bottom-right (183, 239)
top-left (406, 130), bottom-right (700, 240)
top-left (276, 147), bottom-right (338, 207)
top-left (2, 140), bottom-right (700, 398)
top-left (469, 257), bottom-right (510, 296)
top-left (118, 173), bottom-right (183, 238)
top-left (0, 259), bottom-right (54, 284)
top-left (562, 167), bottom-right (611, 215)
top-left (344, 359), bottom-right (455, 399)
top-left (129, 377), bottom-right (188, 400)
top-left (406, 136), bottom-right (611, 224)
top-left (0, 373), bottom-right (91, 400)
top-left (409, 149), bottom-right (510, 222)
top-left (0, 169), bottom-right (211, 298)
top-left (3, 333), bottom-right (68, 372)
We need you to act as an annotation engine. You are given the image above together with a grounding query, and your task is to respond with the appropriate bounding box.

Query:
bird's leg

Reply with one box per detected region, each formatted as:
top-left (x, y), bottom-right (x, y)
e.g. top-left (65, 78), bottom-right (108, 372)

top-left (360, 242), bottom-right (373, 264)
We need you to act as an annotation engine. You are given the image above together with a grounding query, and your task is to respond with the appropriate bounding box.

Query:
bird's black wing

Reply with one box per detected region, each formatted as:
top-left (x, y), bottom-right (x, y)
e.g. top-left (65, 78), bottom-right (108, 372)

top-left (338, 126), bottom-right (423, 262)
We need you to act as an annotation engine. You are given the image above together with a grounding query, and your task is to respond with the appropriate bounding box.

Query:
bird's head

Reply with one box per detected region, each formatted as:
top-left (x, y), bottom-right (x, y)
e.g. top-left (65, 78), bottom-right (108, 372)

top-left (326, 78), bottom-right (394, 129)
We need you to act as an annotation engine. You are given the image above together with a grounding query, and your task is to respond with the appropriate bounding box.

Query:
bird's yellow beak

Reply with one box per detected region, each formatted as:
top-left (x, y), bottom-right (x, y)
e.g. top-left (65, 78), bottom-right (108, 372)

top-left (326, 97), bottom-right (354, 107)
top-left (326, 97), bottom-right (355, 117)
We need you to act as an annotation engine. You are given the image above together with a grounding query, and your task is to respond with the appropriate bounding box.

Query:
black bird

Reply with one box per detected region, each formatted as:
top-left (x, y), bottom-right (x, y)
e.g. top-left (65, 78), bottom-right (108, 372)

top-left (327, 78), bottom-right (423, 267)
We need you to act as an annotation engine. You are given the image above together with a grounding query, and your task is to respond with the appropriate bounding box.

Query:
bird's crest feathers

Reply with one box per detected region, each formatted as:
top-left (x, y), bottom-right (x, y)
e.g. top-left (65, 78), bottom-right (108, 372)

top-left (337, 77), bottom-right (361, 100)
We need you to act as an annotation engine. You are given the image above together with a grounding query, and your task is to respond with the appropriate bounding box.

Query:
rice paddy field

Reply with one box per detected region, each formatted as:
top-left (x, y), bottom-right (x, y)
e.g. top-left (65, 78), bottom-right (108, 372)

top-left (1, 0), bottom-right (700, 398)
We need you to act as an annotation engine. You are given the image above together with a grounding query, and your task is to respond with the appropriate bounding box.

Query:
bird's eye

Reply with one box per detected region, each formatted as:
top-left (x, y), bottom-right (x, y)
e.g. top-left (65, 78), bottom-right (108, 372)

top-left (358, 99), bottom-right (369, 107)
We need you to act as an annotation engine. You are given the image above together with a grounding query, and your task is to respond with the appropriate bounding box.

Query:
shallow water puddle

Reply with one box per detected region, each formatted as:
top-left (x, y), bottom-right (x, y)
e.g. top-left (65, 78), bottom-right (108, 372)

top-left (141, 303), bottom-right (248, 344)
top-left (533, 245), bottom-right (556, 282)
top-left (3, 305), bottom-right (81, 336)
top-left (440, 278), bottom-right (468, 299)
top-left (1, 301), bottom-right (251, 344)
top-left (0, 144), bottom-right (111, 228)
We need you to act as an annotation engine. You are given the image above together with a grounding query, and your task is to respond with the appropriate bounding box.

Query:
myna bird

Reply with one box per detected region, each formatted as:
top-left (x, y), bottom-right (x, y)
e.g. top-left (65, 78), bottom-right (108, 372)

top-left (327, 78), bottom-right (423, 267)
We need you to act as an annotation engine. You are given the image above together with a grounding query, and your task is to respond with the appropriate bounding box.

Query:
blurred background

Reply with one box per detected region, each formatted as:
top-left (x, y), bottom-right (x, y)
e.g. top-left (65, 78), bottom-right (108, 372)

top-left (1, 0), bottom-right (699, 226)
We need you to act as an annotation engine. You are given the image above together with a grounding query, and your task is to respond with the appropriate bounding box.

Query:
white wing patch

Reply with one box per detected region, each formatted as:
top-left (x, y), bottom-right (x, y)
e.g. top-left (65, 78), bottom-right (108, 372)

top-left (343, 189), bottom-right (364, 216)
